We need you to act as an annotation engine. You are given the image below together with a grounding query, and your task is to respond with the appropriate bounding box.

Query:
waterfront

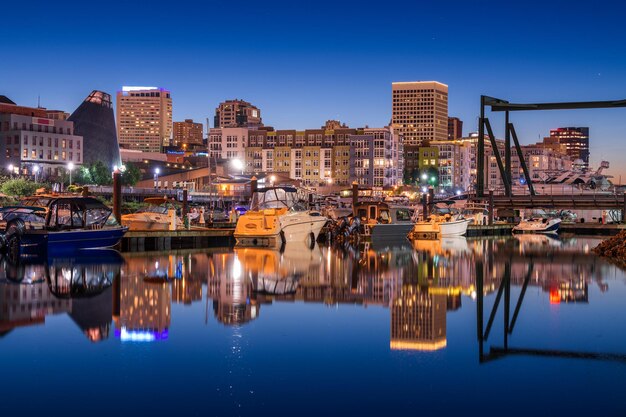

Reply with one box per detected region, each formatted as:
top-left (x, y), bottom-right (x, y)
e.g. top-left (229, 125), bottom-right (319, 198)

top-left (1, 237), bottom-right (626, 416)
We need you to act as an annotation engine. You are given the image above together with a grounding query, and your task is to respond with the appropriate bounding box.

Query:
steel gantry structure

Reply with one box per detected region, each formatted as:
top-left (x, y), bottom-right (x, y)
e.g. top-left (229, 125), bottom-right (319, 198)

top-left (477, 96), bottom-right (626, 197)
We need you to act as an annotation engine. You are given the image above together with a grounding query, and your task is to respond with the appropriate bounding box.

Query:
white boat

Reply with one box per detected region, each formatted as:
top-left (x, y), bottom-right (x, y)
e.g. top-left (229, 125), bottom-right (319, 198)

top-left (411, 214), bottom-right (471, 239)
top-left (234, 186), bottom-right (328, 247)
top-left (121, 197), bottom-right (182, 231)
top-left (512, 216), bottom-right (561, 234)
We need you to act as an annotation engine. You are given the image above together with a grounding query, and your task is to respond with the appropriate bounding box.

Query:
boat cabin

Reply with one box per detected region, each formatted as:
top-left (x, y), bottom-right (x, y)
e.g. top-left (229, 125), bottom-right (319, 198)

top-left (354, 202), bottom-right (413, 225)
top-left (45, 197), bottom-right (115, 230)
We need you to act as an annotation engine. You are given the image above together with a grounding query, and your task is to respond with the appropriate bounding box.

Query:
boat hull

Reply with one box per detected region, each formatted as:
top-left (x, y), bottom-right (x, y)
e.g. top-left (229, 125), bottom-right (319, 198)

top-left (18, 227), bottom-right (128, 256)
top-left (235, 211), bottom-right (328, 247)
top-left (367, 223), bottom-right (413, 241)
top-left (410, 219), bottom-right (470, 239)
top-left (512, 219), bottom-right (561, 234)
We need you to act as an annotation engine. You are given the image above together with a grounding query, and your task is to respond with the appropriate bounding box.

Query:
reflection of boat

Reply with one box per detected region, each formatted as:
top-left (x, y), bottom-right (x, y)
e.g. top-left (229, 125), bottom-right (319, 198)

top-left (234, 241), bottom-right (321, 294)
top-left (513, 216), bottom-right (561, 234)
top-left (355, 202), bottom-right (414, 240)
top-left (235, 187), bottom-right (328, 247)
top-left (121, 197), bottom-right (182, 231)
top-left (412, 236), bottom-right (470, 256)
top-left (0, 197), bottom-right (127, 258)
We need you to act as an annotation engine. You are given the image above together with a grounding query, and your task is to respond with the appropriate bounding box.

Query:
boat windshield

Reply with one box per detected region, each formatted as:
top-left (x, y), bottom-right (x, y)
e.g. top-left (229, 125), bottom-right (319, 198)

top-left (251, 187), bottom-right (307, 211)
top-left (139, 206), bottom-right (169, 215)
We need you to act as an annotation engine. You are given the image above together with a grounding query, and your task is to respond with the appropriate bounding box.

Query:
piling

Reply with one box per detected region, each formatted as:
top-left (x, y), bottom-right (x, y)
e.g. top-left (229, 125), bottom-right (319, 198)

top-left (422, 194), bottom-right (428, 220)
top-left (182, 189), bottom-right (188, 218)
top-left (250, 176), bottom-right (258, 198)
top-left (352, 181), bottom-right (359, 216)
top-left (489, 190), bottom-right (494, 226)
top-left (113, 171), bottom-right (122, 225)
top-left (82, 186), bottom-right (89, 197)
top-left (428, 187), bottom-right (435, 218)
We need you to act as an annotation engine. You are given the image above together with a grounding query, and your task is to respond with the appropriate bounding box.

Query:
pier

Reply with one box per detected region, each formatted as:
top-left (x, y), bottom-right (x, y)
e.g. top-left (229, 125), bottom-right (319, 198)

top-left (122, 227), bottom-right (235, 252)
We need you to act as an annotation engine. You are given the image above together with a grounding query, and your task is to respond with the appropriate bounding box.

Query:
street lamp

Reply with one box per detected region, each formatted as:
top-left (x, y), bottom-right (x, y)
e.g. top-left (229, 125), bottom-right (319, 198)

top-left (232, 158), bottom-right (244, 175)
top-left (270, 175), bottom-right (276, 186)
top-left (33, 165), bottom-right (40, 182)
top-left (154, 167), bottom-right (160, 189)
top-left (67, 162), bottom-right (75, 186)
top-left (421, 173), bottom-right (428, 181)
top-left (7, 164), bottom-right (14, 178)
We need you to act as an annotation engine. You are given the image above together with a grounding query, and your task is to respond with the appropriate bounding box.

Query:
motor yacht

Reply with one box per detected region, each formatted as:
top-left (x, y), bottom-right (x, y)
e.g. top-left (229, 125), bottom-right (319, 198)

top-left (512, 215), bottom-right (561, 234)
top-left (121, 197), bottom-right (182, 231)
top-left (234, 186), bottom-right (328, 247)
top-left (354, 201), bottom-right (415, 241)
top-left (409, 203), bottom-right (470, 239)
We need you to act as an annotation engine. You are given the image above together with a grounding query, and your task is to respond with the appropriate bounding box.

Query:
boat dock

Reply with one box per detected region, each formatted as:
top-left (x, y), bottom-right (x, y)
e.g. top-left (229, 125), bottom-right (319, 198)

top-left (122, 227), bottom-right (235, 252)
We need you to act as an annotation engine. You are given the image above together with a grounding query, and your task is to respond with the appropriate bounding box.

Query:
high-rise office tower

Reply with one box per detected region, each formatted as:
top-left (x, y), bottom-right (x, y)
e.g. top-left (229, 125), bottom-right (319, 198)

top-left (173, 119), bottom-right (203, 147)
top-left (214, 99), bottom-right (262, 128)
top-left (116, 86), bottom-right (172, 152)
top-left (543, 127), bottom-right (589, 168)
top-left (392, 81), bottom-right (448, 146)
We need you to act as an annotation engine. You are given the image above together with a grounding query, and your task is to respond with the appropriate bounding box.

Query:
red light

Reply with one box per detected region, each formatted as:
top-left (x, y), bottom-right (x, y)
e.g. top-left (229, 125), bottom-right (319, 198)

top-left (549, 288), bottom-right (561, 304)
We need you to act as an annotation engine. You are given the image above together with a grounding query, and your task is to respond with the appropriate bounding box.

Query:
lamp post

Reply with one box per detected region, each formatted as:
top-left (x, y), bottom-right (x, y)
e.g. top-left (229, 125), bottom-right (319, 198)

top-left (232, 158), bottom-right (244, 175)
top-left (8, 164), bottom-right (14, 178)
top-left (33, 165), bottom-right (39, 183)
top-left (67, 162), bottom-right (75, 186)
top-left (154, 167), bottom-right (160, 189)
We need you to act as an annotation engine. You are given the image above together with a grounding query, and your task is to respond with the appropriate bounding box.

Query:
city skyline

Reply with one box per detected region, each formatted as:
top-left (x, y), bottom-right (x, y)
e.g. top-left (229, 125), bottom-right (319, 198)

top-left (2, 1), bottom-right (625, 178)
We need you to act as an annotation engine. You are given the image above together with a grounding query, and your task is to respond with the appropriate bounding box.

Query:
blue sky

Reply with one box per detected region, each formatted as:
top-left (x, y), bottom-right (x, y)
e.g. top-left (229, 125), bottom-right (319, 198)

top-left (2, 0), bottom-right (626, 178)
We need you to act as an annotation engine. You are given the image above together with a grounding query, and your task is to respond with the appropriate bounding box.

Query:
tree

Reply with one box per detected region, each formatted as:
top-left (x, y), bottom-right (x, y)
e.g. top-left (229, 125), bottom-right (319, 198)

top-left (89, 161), bottom-right (113, 185)
top-left (121, 163), bottom-right (142, 186)
top-left (1, 178), bottom-right (40, 197)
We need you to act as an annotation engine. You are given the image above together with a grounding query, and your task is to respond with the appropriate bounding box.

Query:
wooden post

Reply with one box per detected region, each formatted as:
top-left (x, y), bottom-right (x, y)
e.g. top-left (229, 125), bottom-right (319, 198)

top-left (489, 190), bottom-right (494, 226)
top-left (182, 189), bottom-right (188, 218)
top-left (352, 181), bottom-right (359, 217)
top-left (428, 187), bottom-right (435, 218)
top-left (422, 193), bottom-right (428, 220)
top-left (113, 171), bottom-right (122, 225)
top-left (82, 186), bottom-right (89, 197)
top-left (250, 176), bottom-right (258, 197)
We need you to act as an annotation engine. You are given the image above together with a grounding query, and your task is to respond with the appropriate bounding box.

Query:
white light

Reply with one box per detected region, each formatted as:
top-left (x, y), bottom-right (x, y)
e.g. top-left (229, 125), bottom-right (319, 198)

top-left (33, 165), bottom-right (39, 173)
top-left (67, 162), bottom-right (74, 171)
top-left (122, 86), bottom-right (159, 92)
top-left (8, 164), bottom-right (14, 172)
top-left (456, 190), bottom-right (462, 196)
top-left (421, 173), bottom-right (428, 180)
top-left (232, 159), bottom-right (243, 170)
top-left (155, 168), bottom-right (160, 174)
top-left (422, 187), bottom-right (428, 193)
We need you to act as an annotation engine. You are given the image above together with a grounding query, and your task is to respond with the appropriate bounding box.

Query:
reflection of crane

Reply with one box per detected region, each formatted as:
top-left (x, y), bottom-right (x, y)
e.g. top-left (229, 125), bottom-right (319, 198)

top-left (477, 258), bottom-right (626, 364)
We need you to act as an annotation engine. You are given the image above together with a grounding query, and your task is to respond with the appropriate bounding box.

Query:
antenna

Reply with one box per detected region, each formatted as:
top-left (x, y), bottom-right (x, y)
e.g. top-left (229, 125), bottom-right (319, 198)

top-left (37, 95), bottom-right (41, 108)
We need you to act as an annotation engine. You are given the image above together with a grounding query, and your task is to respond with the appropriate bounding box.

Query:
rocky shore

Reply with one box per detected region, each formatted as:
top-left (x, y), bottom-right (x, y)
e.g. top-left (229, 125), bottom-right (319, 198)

top-left (593, 231), bottom-right (626, 264)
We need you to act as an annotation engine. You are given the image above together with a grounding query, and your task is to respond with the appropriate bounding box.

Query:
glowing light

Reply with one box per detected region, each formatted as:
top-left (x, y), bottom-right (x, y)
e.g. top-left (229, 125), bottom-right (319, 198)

top-left (456, 190), bottom-right (462, 196)
top-left (421, 173), bottom-right (428, 180)
top-left (122, 86), bottom-right (159, 92)
top-left (117, 327), bottom-right (169, 342)
top-left (155, 167), bottom-right (160, 175)
top-left (549, 288), bottom-right (561, 304)
top-left (67, 162), bottom-right (74, 171)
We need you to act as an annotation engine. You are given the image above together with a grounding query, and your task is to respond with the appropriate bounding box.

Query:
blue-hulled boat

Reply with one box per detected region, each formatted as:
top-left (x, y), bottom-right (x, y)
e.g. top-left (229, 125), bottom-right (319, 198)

top-left (0, 197), bottom-right (127, 259)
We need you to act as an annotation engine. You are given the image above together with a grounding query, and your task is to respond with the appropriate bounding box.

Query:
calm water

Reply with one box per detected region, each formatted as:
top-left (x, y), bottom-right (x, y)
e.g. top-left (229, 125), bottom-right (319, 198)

top-left (2, 236), bottom-right (626, 416)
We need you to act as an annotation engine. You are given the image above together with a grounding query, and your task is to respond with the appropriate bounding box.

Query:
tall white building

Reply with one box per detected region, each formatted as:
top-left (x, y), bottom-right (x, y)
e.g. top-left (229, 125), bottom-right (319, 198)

top-left (208, 127), bottom-right (248, 167)
top-left (116, 86), bottom-right (172, 152)
top-left (392, 81), bottom-right (448, 146)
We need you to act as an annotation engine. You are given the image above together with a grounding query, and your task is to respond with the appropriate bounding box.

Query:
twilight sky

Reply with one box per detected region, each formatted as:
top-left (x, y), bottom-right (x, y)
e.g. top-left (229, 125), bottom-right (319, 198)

top-left (2, 0), bottom-right (626, 179)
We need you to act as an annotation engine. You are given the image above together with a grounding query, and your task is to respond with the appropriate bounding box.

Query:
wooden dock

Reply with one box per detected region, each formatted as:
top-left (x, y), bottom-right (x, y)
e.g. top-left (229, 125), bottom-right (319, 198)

top-left (122, 227), bottom-right (235, 252)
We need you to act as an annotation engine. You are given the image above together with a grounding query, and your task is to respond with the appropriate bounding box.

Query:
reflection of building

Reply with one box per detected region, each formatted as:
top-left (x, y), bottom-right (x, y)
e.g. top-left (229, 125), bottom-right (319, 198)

top-left (0, 280), bottom-right (72, 334)
top-left (116, 275), bottom-right (171, 341)
top-left (207, 254), bottom-right (259, 326)
top-left (69, 286), bottom-right (113, 343)
top-left (172, 278), bottom-right (202, 305)
top-left (390, 286), bottom-right (447, 351)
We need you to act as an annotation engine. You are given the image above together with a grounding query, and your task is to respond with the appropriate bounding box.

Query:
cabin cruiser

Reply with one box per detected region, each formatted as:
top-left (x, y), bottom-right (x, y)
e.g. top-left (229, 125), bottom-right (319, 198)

top-left (512, 215), bottom-right (561, 234)
top-left (0, 197), bottom-right (127, 259)
top-left (121, 197), bottom-right (182, 231)
top-left (354, 201), bottom-right (415, 241)
top-left (410, 203), bottom-right (470, 239)
top-left (234, 186), bottom-right (328, 247)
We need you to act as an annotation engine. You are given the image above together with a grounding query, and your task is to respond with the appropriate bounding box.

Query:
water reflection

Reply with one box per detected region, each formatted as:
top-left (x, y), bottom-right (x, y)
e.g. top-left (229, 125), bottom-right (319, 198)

top-left (0, 251), bottom-right (121, 342)
top-left (0, 236), bottom-right (618, 354)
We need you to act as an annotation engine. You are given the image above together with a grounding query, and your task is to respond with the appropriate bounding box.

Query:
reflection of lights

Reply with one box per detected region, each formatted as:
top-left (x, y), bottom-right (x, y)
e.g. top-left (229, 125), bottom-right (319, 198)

top-left (232, 257), bottom-right (242, 281)
top-left (549, 288), bottom-right (561, 304)
top-left (471, 291), bottom-right (477, 300)
top-left (117, 327), bottom-right (169, 342)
